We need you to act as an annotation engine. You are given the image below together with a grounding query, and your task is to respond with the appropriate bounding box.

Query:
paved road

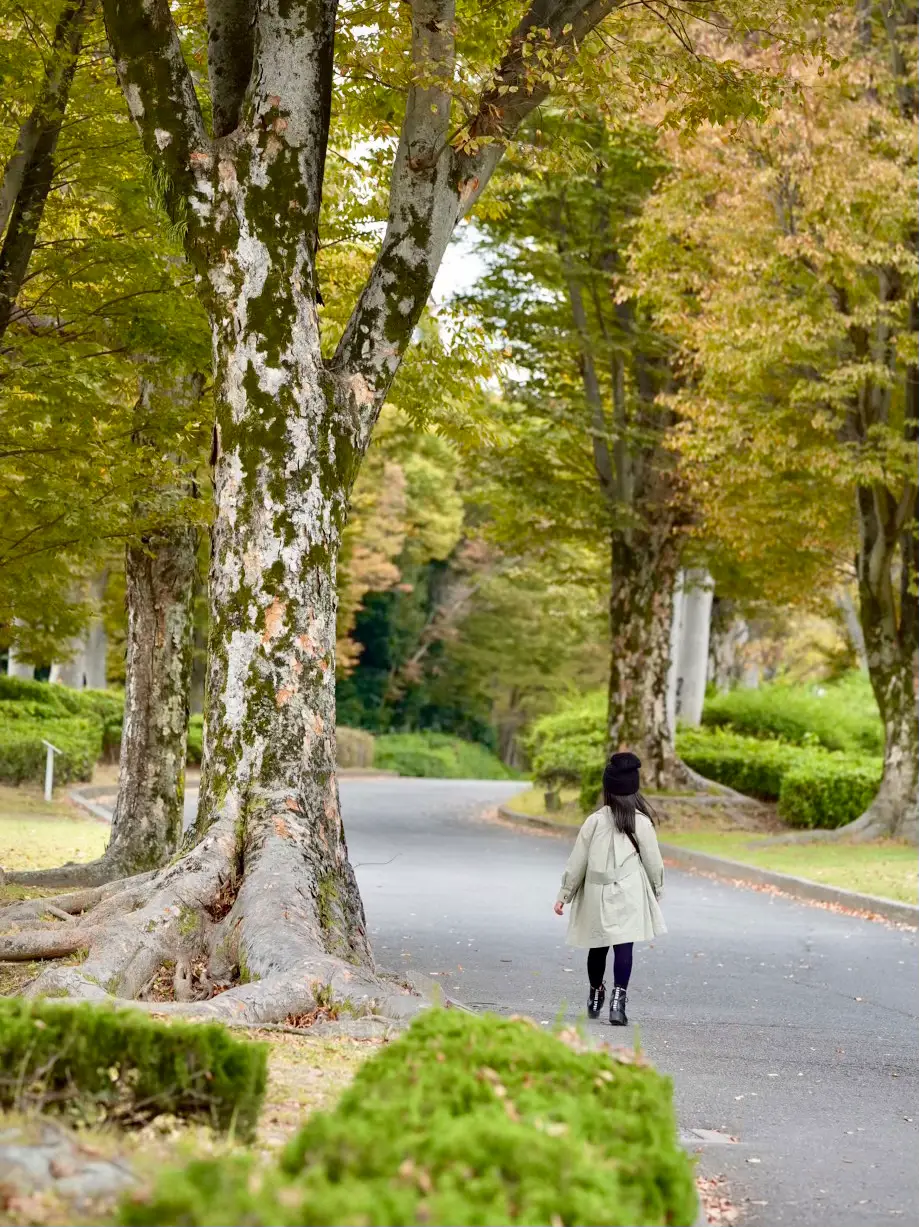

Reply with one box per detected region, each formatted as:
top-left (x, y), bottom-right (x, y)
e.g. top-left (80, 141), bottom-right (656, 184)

top-left (333, 777), bottom-right (918, 1227)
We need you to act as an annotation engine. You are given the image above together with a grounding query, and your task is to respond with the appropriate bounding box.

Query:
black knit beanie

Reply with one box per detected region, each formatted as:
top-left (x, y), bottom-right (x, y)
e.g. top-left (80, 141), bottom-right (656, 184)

top-left (603, 751), bottom-right (641, 797)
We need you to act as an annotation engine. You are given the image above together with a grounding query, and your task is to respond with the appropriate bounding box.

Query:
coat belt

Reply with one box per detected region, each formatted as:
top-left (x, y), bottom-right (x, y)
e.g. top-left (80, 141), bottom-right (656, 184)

top-left (586, 855), bottom-right (640, 887)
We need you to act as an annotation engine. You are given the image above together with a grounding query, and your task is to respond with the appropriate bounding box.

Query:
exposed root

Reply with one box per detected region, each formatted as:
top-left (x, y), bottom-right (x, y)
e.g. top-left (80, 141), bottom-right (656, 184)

top-left (0, 853), bottom-right (137, 891)
top-left (1, 807), bottom-right (421, 1026)
top-left (0, 927), bottom-right (92, 962)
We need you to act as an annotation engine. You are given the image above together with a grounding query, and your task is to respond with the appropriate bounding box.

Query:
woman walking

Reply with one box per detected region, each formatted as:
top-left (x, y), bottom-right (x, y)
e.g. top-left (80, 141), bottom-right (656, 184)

top-left (553, 751), bottom-right (666, 1025)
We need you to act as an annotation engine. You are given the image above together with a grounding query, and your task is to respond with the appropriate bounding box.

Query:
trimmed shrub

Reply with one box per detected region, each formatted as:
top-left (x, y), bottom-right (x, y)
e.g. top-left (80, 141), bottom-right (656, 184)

top-left (336, 725), bottom-right (375, 769)
top-left (676, 728), bottom-right (803, 798)
top-left (779, 759), bottom-right (881, 829)
top-left (374, 732), bottom-right (514, 780)
top-left (0, 999), bottom-right (267, 1138)
top-left (120, 1009), bottom-right (697, 1227)
top-left (677, 727), bottom-right (882, 828)
top-left (579, 761), bottom-right (605, 814)
top-left (0, 715), bottom-right (103, 784)
top-left (702, 673), bottom-right (882, 755)
top-left (525, 691), bottom-right (606, 788)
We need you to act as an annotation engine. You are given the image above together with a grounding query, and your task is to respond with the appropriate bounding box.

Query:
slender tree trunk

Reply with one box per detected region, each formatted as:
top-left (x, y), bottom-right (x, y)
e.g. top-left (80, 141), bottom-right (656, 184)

top-left (607, 531), bottom-right (682, 786)
top-left (4, 382), bottom-right (199, 887)
top-left (3, 524), bottom-right (198, 886)
top-left (105, 524), bottom-right (198, 867)
top-left (0, 0), bottom-right (96, 339)
top-left (844, 484), bottom-right (918, 841)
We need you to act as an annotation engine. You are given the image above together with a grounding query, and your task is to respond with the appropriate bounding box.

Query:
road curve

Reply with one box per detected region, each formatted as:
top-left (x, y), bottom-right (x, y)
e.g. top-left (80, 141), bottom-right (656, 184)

top-left (337, 777), bottom-right (918, 1227)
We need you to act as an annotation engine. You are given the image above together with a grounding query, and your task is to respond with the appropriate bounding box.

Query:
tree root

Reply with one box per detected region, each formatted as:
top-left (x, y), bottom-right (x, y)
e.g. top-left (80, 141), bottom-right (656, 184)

top-left (0, 852), bottom-right (138, 890)
top-left (0, 810), bottom-right (422, 1026)
top-left (762, 795), bottom-right (918, 846)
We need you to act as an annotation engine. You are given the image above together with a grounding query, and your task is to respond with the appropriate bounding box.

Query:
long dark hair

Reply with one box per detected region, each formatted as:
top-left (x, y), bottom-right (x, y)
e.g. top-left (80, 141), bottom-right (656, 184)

top-left (603, 787), bottom-right (658, 836)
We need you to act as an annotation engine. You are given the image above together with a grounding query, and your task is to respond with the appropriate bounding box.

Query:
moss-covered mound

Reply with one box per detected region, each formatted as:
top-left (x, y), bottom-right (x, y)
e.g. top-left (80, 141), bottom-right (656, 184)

top-left (0, 998), bottom-right (267, 1138)
top-left (120, 1009), bottom-right (697, 1226)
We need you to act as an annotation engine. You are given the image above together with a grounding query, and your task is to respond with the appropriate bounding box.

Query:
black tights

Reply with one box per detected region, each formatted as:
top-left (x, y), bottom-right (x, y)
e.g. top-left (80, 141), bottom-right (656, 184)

top-left (587, 943), bottom-right (633, 990)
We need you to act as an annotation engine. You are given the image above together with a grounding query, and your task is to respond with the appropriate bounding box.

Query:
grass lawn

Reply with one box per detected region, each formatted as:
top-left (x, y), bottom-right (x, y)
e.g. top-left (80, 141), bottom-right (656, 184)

top-left (0, 783), bottom-right (109, 901)
top-left (663, 829), bottom-right (917, 904)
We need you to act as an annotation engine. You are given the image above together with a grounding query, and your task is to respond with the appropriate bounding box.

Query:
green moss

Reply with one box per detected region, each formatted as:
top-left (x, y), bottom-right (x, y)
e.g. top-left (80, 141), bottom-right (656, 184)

top-left (118, 1010), bottom-right (697, 1226)
top-left (0, 998), bottom-right (267, 1137)
top-left (177, 903), bottom-right (200, 938)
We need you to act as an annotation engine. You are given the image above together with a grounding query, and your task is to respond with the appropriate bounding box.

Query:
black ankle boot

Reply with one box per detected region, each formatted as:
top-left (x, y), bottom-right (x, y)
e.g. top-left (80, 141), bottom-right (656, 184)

top-left (587, 983), bottom-right (606, 1019)
top-left (609, 986), bottom-right (628, 1026)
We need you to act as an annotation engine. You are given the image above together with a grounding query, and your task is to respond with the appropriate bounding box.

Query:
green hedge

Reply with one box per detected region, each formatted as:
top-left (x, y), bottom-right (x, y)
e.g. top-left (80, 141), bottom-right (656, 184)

top-left (0, 999), bottom-right (267, 1137)
top-left (120, 1009), bottom-right (697, 1227)
top-left (374, 732), bottom-right (514, 780)
top-left (701, 673), bottom-right (882, 755)
top-left (0, 715), bottom-right (103, 784)
top-left (677, 728), bottom-right (882, 828)
top-left (778, 759), bottom-right (882, 830)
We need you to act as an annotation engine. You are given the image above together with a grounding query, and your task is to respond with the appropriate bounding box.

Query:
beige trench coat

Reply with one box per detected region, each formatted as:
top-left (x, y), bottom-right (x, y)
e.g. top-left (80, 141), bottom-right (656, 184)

top-left (556, 807), bottom-right (666, 947)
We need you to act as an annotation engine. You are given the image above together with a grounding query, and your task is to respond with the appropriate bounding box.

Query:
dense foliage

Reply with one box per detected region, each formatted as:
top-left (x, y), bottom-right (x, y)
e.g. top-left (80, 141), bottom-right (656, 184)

top-left (374, 733), bottom-right (516, 780)
top-left (119, 1009), bottom-right (697, 1227)
top-left (701, 673), bottom-right (883, 755)
top-left (0, 998), bottom-right (267, 1137)
top-left (525, 678), bottom-right (885, 828)
top-left (677, 727), bottom-right (882, 828)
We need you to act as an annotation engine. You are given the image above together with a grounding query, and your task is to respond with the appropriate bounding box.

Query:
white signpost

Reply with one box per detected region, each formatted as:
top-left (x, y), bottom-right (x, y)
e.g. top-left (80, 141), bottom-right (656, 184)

top-left (41, 739), bottom-right (62, 802)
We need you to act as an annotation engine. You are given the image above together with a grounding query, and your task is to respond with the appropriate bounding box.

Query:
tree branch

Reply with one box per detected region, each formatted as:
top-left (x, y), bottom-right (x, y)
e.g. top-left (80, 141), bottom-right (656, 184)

top-left (330, 0), bottom-right (456, 432)
top-left (246, 0), bottom-right (337, 224)
top-left (100, 0), bottom-right (210, 229)
top-left (454, 0), bottom-right (622, 218)
top-left (0, 0), bottom-right (97, 340)
top-left (559, 236), bottom-right (615, 498)
top-left (332, 0), bottom-right (618, 439)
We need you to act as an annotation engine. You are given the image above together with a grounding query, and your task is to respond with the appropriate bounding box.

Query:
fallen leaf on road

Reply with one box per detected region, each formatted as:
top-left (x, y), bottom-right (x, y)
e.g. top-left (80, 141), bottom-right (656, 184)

top-left (696, 1175), bottom-right (739, 1225)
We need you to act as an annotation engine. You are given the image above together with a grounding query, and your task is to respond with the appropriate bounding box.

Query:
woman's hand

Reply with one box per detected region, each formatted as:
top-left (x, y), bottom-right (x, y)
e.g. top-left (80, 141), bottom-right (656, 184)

top-left (553, 900), bottom-right (564, 916)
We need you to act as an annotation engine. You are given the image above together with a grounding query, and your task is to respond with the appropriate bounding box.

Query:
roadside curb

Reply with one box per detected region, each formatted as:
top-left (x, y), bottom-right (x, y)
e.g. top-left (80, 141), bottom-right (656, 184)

top-left (496, 802), bottom-right (579, 833)
top-left (495, 803), bottom-right (918, 928)
top-left (659, 843), bottom-right (918, 928)
top-left (67, 788), bottom-right (115, 823)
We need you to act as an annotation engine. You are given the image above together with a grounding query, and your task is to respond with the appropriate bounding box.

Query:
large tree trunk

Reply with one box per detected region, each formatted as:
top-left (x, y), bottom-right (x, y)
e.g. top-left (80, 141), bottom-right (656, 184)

top-left (188, 170), bottom-right (372, 976)
top-left (607, 531), bottom-right (682, 786)
top-left (0, 0), bottom-right (623, 1023)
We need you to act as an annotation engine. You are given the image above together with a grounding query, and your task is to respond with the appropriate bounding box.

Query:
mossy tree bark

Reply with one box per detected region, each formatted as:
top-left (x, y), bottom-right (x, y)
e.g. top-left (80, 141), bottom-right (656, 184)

top-left (0, 0), bottom-right (621, 1020)
top-left (607, 530), bottom-right (682, 787)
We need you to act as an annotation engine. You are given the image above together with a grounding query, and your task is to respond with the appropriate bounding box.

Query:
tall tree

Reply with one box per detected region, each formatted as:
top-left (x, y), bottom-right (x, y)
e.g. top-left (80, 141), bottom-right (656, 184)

top-left (466, 117), bottom-right (696, 784)
top-left (631, 2), bottom-right (917, 838)
top-left (1, 0), bottom-right (834, 1019)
